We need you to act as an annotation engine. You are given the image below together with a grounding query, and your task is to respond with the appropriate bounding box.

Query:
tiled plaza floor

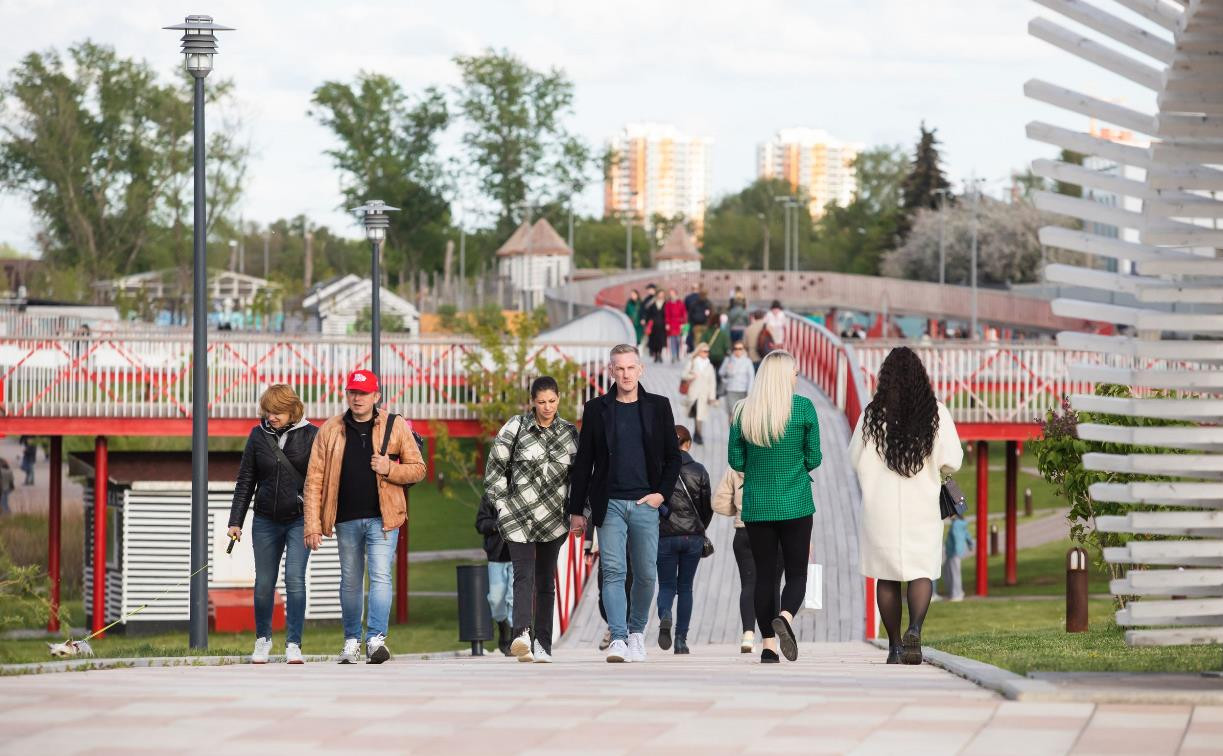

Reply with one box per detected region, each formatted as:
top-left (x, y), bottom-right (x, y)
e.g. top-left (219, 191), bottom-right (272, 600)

top-left (1, 642), bottom-right (1220, 755)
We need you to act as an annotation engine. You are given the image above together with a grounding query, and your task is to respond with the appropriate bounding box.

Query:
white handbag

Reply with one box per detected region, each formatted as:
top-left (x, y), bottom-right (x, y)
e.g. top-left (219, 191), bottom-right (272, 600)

top-left (803, 563), bottom-right (823, 610)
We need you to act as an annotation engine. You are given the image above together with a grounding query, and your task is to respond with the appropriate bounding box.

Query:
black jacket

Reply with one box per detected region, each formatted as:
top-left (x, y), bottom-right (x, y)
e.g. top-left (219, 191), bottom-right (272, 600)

top-left (228, 419), bottom-right (319, 527)
top-left (567, 387), bottom-right (682, 527)
top-left (660, 451), bottom-right (713, 538)
top-left (475, 494), bottom-right (511, 562)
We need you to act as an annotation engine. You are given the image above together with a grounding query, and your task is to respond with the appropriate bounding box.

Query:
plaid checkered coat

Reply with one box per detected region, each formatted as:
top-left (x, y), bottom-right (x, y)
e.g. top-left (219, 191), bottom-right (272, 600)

top-left (484, 412), bottom-right (578, 543)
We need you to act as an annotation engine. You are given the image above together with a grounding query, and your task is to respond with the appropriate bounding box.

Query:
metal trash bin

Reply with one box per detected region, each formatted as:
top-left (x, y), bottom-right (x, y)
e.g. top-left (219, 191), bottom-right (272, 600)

top-left (456, 564), bottom-right (493, 656)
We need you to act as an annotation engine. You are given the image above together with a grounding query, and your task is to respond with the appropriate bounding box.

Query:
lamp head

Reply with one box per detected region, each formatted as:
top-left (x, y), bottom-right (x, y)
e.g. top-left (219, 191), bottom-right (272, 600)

top-left (351, 200), bottom-right (399, 243)
top-left (164, 15), bottom-right (234, 77)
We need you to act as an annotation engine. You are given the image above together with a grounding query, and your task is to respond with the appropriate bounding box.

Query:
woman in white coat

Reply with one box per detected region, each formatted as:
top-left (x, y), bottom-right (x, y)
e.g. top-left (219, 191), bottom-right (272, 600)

top-left (680, 342), bottom-right (717, 445)
top-left (849, 346), bottom-right (962, 665)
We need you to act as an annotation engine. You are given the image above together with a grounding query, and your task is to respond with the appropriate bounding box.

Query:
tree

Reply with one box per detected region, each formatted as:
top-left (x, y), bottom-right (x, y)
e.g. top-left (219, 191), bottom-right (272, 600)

top-left (882, 195), bottom-right (1055, 286)
top-left (1054, 149), bottom-right (1084, 198)
top-left (852, 145), bottom-right (907, 215)
top-left (452, 49), bottom-right (594, 233)
top-left (701, 178), bottom-right (808, 270)
top-left (900, 123), bottom-right (951, 214)
top-left (0, 41), bottom-right (247, 285)
top-left (310, 72), bottom-right (451, 285)
top-left (809, 200), bottom-right (900, 276)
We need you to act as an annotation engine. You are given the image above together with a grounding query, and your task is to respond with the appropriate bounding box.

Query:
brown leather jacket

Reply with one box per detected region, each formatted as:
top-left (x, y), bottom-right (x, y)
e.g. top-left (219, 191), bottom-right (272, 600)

top-left (303, 409), bottom-right (426, 537)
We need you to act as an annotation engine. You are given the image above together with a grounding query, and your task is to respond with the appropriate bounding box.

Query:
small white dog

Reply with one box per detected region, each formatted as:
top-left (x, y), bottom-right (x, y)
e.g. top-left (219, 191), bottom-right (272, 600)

top-left (47, 639), bottom-right (94, 658)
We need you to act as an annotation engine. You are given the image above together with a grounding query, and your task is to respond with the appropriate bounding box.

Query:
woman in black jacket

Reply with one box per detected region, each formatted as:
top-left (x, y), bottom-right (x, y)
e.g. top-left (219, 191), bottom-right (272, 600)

top-left (227, 384), bottom-right (318, 664)
top-left (655, 424), bottom-right (713, 654)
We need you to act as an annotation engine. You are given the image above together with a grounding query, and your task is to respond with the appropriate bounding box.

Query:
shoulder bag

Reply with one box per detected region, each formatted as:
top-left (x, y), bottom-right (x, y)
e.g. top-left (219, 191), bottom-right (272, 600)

top-left (379, 414), bottom-right (428, 502)
top-left (675, 474), bottom-right (715, 558)
top-left (939, 476), bottom-right (967, 520)
top-left (479, 413), bottom-right (526, 511)
top-left (261, 432), bottom-right (305, 507)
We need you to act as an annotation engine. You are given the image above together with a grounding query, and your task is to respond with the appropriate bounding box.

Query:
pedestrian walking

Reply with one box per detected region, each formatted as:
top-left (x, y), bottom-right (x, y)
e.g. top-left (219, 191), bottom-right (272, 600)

top-left (303, 369), bottom-right (426, 664)
top-left (742, 310), bottom-right (767, 370)
top-left (484, 376), bottom-right (578, 664)
top-left (719, 341), bottom-right (755, 426)
top-left (227, 384), bottom-right (318, 665)
top-left (625, 289), bottom-right (643, 345)
top-left (711, 467), bottom-right (783, 653)
top-left (764, 300), bottom-right (787, 348)
top-left (19, 437), bottom-right (36, 486)
top-left (656, 425), bottom-right (712, 655)
top-left (727, 296), bottom-right (749, 344)
top-left (943, 513), bottom-right (972, 602)
top-left (475, 493), bottom-right (515, 656)
top-left (680, 343), bottom-right (717, 446)
top-left (728, 349), bottom-right (822, 664)
top-left (0, 458), bottom-right (13, 515)
top-left (664, 289), bottom-right (686, 362)
top-left (849, 346), bottom-right (963, 665)
top-left (568, 344), bottom-right (681, 663)
top-left (645, 288), bottom-right (667, 363)
top-left (697, 311), bottom-right (730, 377)
top-left (684, 285), bottom-right (710, 354)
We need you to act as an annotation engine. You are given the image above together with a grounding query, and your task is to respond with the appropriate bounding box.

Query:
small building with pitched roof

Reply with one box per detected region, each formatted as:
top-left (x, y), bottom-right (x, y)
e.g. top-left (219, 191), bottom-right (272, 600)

top-left (302, 274), bottom-right (419, 336)
top-left (496, 219), bottom-right (573, 309)
top-left (655, 226), bottom-right (702, 273)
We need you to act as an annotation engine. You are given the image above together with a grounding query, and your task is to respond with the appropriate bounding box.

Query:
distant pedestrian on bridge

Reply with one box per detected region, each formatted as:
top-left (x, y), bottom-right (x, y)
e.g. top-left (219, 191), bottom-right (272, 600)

top-left (664, 289), bottom-right (686, 362)
top-left (680, 343), bottom-right (717, 445)
top-left (568, 344), bottom-right (681, 663)
top-left (719, 341), bottom-right (755, 427)
top-left (727, 294), bottom-right (749, 344)
top-left (655, 424), bottom-right (712, 655)
top-left (484, 375), bottom-right (578, 664)
top-left (639, 284), bottom-right (659, 349)
top-left (850, 346), bottom-right (963, 665)
top-left (743, 311), bottom-right (768, 370)
top-left (304, 370), bottom-right (426, 665)
top-left (645, 287), bottom-right (667, 363)
top-left (729, 350), bottom-right (822, 664)
top-left (227, 384), bottom-right (318, 665)
top-left (684, 284), bottom-right (710, 355)
top-left (625, 289), bottom-right (643, 345)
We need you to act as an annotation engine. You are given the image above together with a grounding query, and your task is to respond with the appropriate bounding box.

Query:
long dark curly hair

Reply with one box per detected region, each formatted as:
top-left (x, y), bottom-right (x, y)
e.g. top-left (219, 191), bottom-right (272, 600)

top-left (862, 346), bottom-right (938, 477)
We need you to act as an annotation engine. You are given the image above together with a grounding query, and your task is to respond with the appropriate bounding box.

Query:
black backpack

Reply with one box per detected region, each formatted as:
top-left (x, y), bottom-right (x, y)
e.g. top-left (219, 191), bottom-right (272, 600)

top-left (380, 413), bottom-right (426, 492)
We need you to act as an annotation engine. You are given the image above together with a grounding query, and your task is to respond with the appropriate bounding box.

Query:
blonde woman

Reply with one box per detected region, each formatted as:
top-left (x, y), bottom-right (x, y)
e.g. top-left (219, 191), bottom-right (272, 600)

top-left (728, 350), bottom-right (821, 664)
top-left (227, 385), bottom-right (319, 664)
top-left (680, 342), bottom-right (717, 445)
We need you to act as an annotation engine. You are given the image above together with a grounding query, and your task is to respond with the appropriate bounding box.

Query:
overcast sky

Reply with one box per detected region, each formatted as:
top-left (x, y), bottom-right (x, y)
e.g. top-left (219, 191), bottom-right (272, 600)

top-left (0, 0), bottom-right (1154, 252)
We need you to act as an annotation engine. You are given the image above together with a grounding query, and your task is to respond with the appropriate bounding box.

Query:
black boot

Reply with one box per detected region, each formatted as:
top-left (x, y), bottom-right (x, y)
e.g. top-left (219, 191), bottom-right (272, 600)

top-left (673, 633), bottom-right (690, 655)
top-left (886, 646), bottom-right (901, 664)
top-left (658, 618), bottom-right (673, 650)
top-left (901, 629), bottom-right (923, 665)
top-left (497, 620), bottom-right (513, 657)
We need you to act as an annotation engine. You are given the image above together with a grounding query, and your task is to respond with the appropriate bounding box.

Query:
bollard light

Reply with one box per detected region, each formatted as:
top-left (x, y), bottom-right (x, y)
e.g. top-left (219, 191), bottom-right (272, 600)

top-left (1066, 547), bottom-right (1089, 633)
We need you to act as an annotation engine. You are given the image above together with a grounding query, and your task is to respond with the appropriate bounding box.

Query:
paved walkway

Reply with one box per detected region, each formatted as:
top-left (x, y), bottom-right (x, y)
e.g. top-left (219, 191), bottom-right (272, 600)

top-left (558, 359), bottom-right (864, 648)
top-left (2, 643), bottom-right (1219, 755)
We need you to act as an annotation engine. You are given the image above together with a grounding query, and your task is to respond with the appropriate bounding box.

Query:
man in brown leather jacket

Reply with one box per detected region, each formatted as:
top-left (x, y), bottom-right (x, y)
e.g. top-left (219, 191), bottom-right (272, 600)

top-left (303, 369), bottom-right (425, 663)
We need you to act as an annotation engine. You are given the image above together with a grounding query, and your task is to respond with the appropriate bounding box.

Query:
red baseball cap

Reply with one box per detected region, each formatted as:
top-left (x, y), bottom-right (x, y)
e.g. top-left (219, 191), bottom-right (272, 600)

top-left (345, 369), bottom-right (379, 392)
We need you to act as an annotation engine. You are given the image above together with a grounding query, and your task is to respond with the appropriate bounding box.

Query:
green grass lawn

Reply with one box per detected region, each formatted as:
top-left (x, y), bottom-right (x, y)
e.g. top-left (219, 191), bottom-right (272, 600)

top-left (956, 538), bottom-right (1108, 598)
top-left (920, 599), bottom-right (1223, 675)
top-left (958, 444), bottom-right (1065, 515)
top-left (405, 482), bottom-right (483, 552)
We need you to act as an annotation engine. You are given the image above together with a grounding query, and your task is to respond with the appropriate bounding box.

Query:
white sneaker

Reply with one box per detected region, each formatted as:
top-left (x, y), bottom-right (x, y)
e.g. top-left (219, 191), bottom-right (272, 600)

top-left (627, 632), bottom-right (647, 663)
top-left (366, 634), bottom-right (390, 664)
top-left (338, 638), bottom-right (361, 664)
top-left (510, 630), bottom-right (534, 662)
top-left (532, 640), bottom-right (552, 663)
top-left (740, 630), bottom-right (755, 653)
top-left (606, 638), bottom-right (629, 663)
top-left (250, 636), bottom-right (271, 664)
top-left (285, 642), bottom-right (304, 664)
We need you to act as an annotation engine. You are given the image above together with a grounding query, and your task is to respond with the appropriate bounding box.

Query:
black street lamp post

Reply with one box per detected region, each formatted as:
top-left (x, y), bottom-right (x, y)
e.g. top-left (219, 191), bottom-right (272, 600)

top-left (352, 201), bottom-right (398, 379)
top-left (165, 14), bottom-right (233, 650)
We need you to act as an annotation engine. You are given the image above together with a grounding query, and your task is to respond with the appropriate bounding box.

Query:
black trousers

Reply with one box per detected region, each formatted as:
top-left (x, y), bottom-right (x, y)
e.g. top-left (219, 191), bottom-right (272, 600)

top-left (744, 515), bottom-right (813, 638)
top-left (507, 534), bottom-right (566, 654)
top-left (732, 528), bottom-right (783, 633)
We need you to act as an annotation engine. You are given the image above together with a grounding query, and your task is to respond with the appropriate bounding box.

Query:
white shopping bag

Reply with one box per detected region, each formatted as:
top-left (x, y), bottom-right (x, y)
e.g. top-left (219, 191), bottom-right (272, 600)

top-left (804, 563), bottom-right (823, 610)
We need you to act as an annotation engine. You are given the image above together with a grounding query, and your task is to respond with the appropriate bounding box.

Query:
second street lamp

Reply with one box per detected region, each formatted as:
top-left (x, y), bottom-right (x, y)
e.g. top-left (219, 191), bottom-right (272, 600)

top-left (352, 200), bottom-right (398, 380)
top-left (164, 13), bottom-right (233, 650)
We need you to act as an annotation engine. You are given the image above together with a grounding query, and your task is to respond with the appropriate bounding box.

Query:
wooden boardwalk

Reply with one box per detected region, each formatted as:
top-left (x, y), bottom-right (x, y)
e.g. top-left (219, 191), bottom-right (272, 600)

top-left (557, 358), bottom-right (864, 649)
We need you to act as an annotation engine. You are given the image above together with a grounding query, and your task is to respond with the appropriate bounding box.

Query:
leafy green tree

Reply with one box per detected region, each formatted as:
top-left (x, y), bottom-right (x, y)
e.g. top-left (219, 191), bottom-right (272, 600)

top-left (1054, 149), bottom-right (1085, 198)
top-left (452, 49), bottom-right (594, 233)
top-left (353, 306), bottom-right (405, 333)
top-left (702, 178), bottom-right (807, 270)
top-left (852, 145), bottom-right (908, 215)
top-left (900, 122), bottom-right (951, 214)
top-left (568, 213), bottom-right (650, 269)
top-left (309, 72), bottom-right (450, 285)
top-left (0, 41), bottom-right (247, 283)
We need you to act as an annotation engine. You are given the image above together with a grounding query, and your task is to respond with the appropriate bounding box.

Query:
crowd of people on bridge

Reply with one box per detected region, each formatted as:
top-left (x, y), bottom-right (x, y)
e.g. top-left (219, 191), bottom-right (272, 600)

top-left (226, 305), bottom-right (962, 667)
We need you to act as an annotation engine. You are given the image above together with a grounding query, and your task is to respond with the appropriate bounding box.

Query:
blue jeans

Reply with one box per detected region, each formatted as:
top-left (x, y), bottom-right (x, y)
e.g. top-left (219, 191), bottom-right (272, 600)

top-left (335, 517), bottom-right (398, 642)
top-left (597, 498), bottom-right (659, 641)
top-left (487, 561), bottom-right (514, 623)
top-left (656, 535), bottom-right (703, 636)
top-left (252, 514), bottom-right (310, 645)
top-left (668, 335), bottom-right (681, 361)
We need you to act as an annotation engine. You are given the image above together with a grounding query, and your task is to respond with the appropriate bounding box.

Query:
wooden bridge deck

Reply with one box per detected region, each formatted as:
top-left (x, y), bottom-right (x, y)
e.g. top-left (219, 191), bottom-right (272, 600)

top-left (557, 359), bottom-right (864, 649)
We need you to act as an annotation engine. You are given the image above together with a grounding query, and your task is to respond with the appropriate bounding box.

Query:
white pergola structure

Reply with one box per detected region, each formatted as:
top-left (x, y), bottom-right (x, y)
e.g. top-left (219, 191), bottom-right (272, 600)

top-left (1027, 0), bottom-right (1223, 653)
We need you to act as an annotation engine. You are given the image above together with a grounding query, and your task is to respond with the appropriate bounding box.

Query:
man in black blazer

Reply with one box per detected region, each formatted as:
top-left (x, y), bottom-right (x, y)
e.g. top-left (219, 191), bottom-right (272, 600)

top-left (569, 343), bottom-right (681, 663)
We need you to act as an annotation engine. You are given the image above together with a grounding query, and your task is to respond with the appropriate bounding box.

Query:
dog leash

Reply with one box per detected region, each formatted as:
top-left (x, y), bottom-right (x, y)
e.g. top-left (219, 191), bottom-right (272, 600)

top-left (76, 560), bottom-right (214, 644)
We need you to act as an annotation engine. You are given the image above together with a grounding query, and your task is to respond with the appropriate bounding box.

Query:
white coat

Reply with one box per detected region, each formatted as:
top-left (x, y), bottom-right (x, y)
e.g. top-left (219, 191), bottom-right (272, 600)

top-left (681, 356), bottom-right (717, 423)
top-left (850, 402), bottom-right (963, 581)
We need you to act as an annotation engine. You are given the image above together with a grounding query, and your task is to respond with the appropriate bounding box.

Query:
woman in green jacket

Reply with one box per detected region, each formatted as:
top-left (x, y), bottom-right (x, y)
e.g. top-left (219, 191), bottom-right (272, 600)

top-left (728, 349), bottom-right (821, 664)
top-left (625, 289), bottom-right (642, 345)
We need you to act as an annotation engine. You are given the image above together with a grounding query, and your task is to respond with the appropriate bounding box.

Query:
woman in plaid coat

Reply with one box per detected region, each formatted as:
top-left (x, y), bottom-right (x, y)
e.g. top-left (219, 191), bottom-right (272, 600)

top-left (484, 376), bottom-right (578, 663)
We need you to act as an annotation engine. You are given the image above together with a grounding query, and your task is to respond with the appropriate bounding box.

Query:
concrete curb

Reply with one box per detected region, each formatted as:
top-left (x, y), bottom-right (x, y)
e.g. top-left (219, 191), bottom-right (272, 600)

top-left (0, 649), bottom-right (471, 676)
top-left (870, 639), bottom-right (1223, 704)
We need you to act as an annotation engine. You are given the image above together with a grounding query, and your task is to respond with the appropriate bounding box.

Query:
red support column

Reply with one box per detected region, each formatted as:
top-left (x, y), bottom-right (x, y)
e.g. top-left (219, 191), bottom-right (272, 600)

top-left (864, 577), bottom-right (877, 640)
top-left (395, 490), bottom-right (409, 624)
top-left (1005, 440), bottom-right (1018, 586)
top-left (47, 436), bottom-right (62, 632)
top-left (426, 438), bottom-right (436, 482)
top-left (92, 435), bottom-right (108, 636)
top-left (975, 440), bottom-right (989, 597)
